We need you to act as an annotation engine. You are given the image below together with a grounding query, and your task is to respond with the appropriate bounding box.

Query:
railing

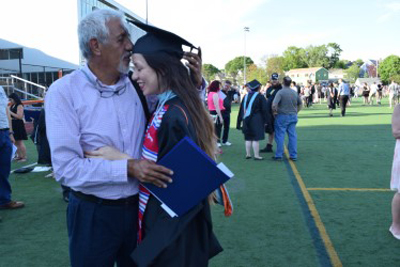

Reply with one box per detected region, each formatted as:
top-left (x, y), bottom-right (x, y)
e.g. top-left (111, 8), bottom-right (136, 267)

top-left (0, 75), bottom-right (45, 100)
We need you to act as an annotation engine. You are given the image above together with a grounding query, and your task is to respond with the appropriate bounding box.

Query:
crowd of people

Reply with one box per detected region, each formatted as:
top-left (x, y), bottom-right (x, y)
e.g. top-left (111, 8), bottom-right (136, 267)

top-left (207, 72), bottom-right (302, 161)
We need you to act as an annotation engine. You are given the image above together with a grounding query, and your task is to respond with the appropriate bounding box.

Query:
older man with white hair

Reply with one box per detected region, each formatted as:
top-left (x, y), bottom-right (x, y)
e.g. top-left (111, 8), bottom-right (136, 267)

top-left (46, 9), bottom-right (203, 266)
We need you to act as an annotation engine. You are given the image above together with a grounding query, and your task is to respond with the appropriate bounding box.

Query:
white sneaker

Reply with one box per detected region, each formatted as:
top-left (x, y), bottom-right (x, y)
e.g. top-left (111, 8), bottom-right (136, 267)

top-left (217, 143), bottom-right (222, 147)
top-left (222, 142), bottom-right (232, 146)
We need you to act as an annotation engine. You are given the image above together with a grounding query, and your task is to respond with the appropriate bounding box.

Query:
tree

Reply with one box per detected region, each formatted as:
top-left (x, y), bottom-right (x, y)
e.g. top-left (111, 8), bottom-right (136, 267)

top-left (378, 55), bottom-right (400, 84)
top-left (334, 59), bottom-right (350, 69)
top-left (246, 64), bottom-right (260, 83)
top-left (345, 64), bottom-right (360, 82)
top-left (391, 74), bottom-right (400, 84)
top-left (225, 56), bottom-right (254, 77)
top-left (327, 43), bottom-right (342, 68)
top-left (282, 46), bottom-right (307, 71)
top-left (265, 55), bottom-right (285, 79)
top-left (202, 64), bottom-right (219, 82)
top-left (355, 59), bottom-right (364, 67)
top-left (303, 45), bottom-right (329, 68)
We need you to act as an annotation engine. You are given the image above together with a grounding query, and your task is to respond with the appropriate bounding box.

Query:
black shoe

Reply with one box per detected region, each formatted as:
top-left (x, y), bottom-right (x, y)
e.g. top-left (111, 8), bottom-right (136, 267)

top-left (254, 157), bottom-right (264, 160)
top-left (260, 144), bottom-right (273, 153)
top-left (271, 156), bottom-right (283, 161)
top-left (289, 157), bottom-right (297, 161)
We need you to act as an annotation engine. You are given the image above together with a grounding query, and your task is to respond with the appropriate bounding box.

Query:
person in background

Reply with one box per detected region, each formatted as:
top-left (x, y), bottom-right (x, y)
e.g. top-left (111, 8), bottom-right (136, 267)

top-left (8, 93), bottom-right (28, 162)
top-left (207, 80), bottom-right (225, 148)
top-left (377, 84), bottom-right (383, 105)
top-left (362, 82), bottom-right (370, 105)
top-left (308, 81), bottom-right (315, 107)
top-left (369, 82), bottom-right (378, 105)
top-left (389, 104), bottom-right (400, 240)
top-left (327, 82), bottom-right (338, 117)
top-left (337, 78), bottom-right (350, 116)
top-left (389, 80), bottom-right (398, 108)
top-left (220, 80), bottom-right (234, 146)
top-left (260, 73), bottom-right (282, 153)
top-left (316, 82), bottom-right (322, 104)
top-left (237, 79), bottom-right (268, 160)
top-left (0, 86), bottom-right (24, 210)
top-left (272, 76), bottom-right (302, 161)
top-left (290, 81), bottom-right (297, 93)
top-left (303, 83), bottom-right (311, 108)
top-left (31, 104), bottom-right (51, 165)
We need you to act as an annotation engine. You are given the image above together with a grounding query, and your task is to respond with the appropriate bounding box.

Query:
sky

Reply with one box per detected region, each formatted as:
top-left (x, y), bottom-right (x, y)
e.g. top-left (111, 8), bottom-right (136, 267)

top-left (1, 0), bottom-right (399, 70)
top-left (119, 0), bottom-right (400, 69)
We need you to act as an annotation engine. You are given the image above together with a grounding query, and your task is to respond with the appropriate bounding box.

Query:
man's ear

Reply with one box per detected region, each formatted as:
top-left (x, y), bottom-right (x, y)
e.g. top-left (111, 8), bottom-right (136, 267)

top-left (89, 38), bottom-right (101, 56)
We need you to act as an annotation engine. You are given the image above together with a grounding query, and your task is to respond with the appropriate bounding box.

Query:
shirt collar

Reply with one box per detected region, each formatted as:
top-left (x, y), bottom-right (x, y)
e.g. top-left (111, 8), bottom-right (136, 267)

top-left (81, 64), bottom-right (129, 92)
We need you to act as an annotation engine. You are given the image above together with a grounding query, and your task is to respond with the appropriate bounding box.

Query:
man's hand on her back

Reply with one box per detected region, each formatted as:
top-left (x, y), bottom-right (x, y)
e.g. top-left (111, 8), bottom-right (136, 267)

top-left (127, 159), bottom-right (173, 188)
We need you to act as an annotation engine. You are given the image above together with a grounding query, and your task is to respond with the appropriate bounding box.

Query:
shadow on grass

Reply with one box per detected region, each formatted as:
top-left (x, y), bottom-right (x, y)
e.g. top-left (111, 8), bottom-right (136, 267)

top-left (299, 112), bottom-right (390, 119)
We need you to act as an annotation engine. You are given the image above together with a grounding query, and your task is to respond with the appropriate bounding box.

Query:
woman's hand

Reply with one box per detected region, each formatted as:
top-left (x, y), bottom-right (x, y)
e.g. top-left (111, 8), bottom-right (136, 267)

top-left (85, 146), bottom-right (132, 160)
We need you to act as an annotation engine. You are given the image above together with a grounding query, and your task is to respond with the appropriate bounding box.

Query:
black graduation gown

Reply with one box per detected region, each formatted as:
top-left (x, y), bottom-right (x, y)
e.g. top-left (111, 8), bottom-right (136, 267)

top-left (131, 97), bottom-right (223, 267)
top-left (236, 92), bottom-right (268, 141)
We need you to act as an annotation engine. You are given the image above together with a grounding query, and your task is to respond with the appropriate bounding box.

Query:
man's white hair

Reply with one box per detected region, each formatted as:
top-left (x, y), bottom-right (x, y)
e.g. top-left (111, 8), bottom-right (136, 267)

top-left (78, 9), bottom-right (128, 60)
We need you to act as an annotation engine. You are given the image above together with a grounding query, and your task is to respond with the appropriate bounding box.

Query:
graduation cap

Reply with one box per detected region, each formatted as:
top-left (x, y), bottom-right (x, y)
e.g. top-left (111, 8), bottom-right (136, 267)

top-left (246, 79), bottom-right (262, 91)
top-left (127, 19), bottom-right (197, 59)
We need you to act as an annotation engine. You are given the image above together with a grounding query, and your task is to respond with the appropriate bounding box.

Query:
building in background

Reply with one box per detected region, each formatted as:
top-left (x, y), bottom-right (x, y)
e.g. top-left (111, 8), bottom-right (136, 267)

top-left (360, 59), bottom-right (378, 78)
top-left (286, 67), bottom-right (329, 85)
top-left (328, 68), bottom-right (345, 80)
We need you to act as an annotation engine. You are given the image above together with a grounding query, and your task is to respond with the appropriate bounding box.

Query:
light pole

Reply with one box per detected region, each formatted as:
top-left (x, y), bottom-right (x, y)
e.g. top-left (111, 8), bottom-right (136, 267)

top-left (243, 27), bottom-right (249, 84)
top-left (146, 0), bottom-right (148, 24)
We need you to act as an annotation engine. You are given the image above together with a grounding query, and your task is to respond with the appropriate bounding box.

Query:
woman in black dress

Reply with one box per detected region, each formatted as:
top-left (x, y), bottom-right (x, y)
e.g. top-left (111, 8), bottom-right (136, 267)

top-left (237, 79), bottom-right (268, 160)
top-left (8, 93), bottom-right (28, 161)
top-left (362, 82), bottom-right (370, 105)
top-left (85, 23), bottom-right (222, 266)
top-left (327, 83), bottom-right (338, 117)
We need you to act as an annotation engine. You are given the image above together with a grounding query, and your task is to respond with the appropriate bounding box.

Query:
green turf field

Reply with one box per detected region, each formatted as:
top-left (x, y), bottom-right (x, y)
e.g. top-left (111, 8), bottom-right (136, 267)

top-left (1, 97), bottom-right (399, 267)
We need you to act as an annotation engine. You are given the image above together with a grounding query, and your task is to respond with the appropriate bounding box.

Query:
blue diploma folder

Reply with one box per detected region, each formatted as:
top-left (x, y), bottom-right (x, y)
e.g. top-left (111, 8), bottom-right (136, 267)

top-left (143, 136), bottom-right (232, 217)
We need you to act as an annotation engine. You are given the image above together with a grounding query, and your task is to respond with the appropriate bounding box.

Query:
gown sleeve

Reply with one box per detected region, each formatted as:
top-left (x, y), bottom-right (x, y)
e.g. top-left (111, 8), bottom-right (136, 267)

top-left (236, 99), bottom-right (245, 129)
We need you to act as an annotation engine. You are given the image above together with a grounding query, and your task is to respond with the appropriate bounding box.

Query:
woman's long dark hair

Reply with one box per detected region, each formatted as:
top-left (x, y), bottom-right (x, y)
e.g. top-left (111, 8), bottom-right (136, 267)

top-left (9, 93), bottom-right (23, 106)
top-left (142, 52), bottom-right (217, 159)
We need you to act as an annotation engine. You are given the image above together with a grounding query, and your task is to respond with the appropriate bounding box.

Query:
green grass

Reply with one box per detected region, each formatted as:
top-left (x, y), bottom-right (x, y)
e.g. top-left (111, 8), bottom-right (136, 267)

top-left (1, 97), bottom-right (399, 266)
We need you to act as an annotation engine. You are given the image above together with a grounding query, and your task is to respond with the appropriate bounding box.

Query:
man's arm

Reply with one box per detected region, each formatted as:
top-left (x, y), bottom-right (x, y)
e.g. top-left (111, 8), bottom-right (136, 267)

top-left (271, 92), bottom-right (281, 115)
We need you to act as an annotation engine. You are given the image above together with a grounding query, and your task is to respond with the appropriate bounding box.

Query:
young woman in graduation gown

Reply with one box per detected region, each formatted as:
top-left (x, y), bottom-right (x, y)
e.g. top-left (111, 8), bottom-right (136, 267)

top-left (85, 24), bottom-right (223, 266)
top-left (236, 80), bottom-right (268, 160)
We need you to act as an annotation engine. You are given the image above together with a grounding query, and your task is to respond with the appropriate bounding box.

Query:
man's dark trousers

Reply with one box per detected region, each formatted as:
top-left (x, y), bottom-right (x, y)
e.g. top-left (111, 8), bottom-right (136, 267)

top-left (67, 192), bottom-right (139, 267)
top-left (0, 130), bottom-right (12, 205)
top-left (339, 95), bottom-right (349, 116)
top-left (221, 110), bottom-right (230, 143)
